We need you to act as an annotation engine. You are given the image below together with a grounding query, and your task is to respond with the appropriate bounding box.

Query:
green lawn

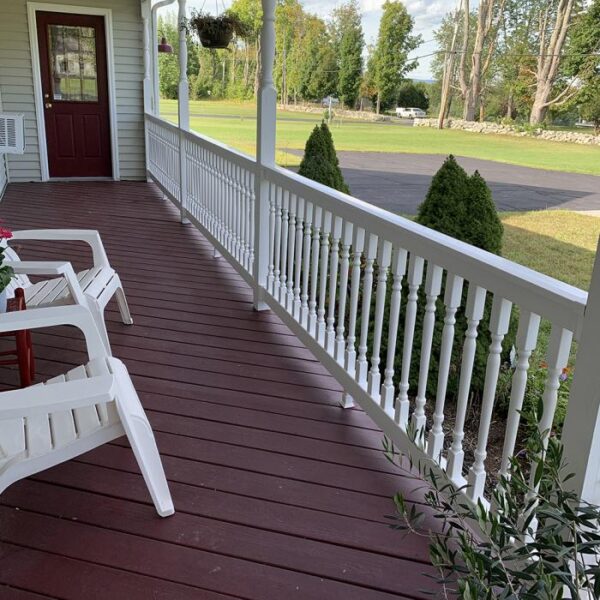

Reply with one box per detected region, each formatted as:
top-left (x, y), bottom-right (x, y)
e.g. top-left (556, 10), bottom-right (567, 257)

top-left (501, 211), bottom-right (600, 290)
top-left (161, 99), bottom-right (600, 175)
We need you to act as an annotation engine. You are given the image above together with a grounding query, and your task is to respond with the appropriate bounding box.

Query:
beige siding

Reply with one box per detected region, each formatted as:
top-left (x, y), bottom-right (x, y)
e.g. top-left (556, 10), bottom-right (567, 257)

top-left (0, 0), bottom-right (146, 182)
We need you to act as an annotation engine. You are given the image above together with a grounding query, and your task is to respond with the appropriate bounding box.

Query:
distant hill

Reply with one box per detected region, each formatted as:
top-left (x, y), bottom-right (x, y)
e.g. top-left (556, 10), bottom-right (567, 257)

top-left (411, 78), bottom-right (435, 85)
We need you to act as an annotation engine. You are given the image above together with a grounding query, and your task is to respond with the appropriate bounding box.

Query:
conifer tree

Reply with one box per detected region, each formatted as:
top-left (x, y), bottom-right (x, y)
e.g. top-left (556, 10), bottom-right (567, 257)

top-left (298, 123), bottom-right (350, 194)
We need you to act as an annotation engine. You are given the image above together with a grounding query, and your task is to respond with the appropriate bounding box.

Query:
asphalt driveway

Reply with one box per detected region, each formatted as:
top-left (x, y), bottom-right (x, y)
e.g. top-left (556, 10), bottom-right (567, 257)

top-left (299, 152), bottom-right (600, 215)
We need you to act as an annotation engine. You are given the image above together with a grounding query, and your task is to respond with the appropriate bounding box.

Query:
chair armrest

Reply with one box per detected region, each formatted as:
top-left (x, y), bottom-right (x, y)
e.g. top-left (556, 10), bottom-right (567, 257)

top-left (0, 375), bottom-right (115, 420)
top-left (5, 260), bottom-right (88, 307)
top-left (0, 305), bottom-right (108, 361)
top-left (11, 229), bottom-right (110, 268)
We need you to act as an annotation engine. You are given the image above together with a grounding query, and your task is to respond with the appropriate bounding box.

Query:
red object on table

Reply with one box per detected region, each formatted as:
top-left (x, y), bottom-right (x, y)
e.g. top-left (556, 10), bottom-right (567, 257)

top-left (0, 288), bottom-right (35, 387)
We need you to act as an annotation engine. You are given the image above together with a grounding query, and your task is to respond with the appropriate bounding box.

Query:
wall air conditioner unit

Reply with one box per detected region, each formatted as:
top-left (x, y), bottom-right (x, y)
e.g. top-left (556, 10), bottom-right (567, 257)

top-left (0, 114), bottom-right (25, 154)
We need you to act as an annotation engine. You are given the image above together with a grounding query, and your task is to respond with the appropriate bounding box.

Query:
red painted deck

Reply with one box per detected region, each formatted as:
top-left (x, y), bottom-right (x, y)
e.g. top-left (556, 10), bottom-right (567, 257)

top-left (0, 182), bottom-right (440, 600)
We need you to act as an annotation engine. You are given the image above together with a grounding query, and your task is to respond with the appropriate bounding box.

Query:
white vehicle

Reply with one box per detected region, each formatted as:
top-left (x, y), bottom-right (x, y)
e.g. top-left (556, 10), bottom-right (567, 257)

top-left (396, 107), bottom-right (426, 118)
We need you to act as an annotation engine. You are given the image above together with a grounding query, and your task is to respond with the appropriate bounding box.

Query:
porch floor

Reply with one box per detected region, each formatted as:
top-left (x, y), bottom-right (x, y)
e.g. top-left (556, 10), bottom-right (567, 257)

top-left (0, 182), bottom-right (439, 600)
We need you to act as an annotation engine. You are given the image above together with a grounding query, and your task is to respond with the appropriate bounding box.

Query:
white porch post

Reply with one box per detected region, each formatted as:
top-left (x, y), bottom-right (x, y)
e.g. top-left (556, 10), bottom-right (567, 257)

top-left (562, 240), bottom-right (600, 505)
top-left (141, 1), bottom-right (153, 114)
top-left (253, 0), bottom-right (277, 310)
top-left (177, 0), bottom-right (189, 223)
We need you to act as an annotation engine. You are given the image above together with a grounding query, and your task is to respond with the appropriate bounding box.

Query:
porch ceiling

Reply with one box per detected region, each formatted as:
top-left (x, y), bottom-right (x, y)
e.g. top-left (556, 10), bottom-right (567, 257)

top-left (0, 181), bottom-right (440, 599)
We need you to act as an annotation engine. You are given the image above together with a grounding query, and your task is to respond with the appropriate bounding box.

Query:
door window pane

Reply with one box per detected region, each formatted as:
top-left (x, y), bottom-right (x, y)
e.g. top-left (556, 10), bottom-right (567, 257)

top-left (48, 25), bottom-right (98, 102)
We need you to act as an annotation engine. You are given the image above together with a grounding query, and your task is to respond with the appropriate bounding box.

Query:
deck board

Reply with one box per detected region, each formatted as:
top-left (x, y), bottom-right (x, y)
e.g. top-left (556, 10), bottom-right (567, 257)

top-left (0, 182), bottom-right (441, 599)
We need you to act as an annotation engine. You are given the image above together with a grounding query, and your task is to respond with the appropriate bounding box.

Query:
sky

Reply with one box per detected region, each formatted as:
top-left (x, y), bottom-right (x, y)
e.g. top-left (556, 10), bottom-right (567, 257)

top-left (177, 0), bottom-right (461, 80)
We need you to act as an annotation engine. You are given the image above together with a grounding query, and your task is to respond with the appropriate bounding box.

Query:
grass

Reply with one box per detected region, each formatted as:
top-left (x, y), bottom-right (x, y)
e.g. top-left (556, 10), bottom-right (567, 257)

top-left (161, 99), bottom-right (600, 175)
top-left (501, 211), bottom-right (600, 290)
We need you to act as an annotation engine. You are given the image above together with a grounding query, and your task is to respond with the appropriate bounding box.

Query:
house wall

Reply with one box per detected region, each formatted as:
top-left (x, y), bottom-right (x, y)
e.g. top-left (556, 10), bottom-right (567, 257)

top-left (0, 0), bottom-right (146, 182)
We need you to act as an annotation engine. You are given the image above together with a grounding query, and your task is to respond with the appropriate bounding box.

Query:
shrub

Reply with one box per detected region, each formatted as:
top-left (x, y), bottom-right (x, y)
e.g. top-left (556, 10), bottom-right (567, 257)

top-left (298, 122), bottom-right (350, 194)
top-left (390, 157), bottom-right (512, 402)
top-left (397, 82), bottom-right (429, 111)
top-left (417, 156), bottom-right (503, 254)
top-left (387, 414), bottom-right (600, 598)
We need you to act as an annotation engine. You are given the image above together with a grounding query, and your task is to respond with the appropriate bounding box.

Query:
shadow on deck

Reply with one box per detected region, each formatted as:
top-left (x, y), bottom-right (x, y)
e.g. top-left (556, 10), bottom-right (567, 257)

top-left (0, 181), bottom-right (440, 600)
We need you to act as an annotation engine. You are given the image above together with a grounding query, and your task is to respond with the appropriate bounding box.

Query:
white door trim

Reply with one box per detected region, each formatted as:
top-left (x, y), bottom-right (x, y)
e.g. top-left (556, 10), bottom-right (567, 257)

top-left (27, 2), bottom-right (120, 181)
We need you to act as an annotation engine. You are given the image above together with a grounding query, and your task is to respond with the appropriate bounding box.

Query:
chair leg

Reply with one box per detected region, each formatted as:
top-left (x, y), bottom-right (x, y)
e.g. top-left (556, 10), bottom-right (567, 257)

top-left (114, 278), bottom-right (133, 325)
top-left (110, 358), bottom-right (174, 517)
top-left (88, 299), bottom-right (113, 356)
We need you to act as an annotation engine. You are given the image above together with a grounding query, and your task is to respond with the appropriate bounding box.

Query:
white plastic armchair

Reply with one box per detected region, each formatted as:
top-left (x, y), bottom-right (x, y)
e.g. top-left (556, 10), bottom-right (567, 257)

top-left (0, 304), bottom-right (174, 517)
top-left (5, 229), bottom-right (133, 353)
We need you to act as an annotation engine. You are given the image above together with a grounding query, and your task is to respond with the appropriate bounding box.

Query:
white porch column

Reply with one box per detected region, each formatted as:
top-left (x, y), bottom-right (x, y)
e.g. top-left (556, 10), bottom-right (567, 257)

top-left (562, 241), bottom-right (600, 505)
top-left (252, 0), bottom-right (277, 310)
top-left (177, 0), bottom-right (189, 131)
top-left (141, 1), bottom-right (153, 114)
top-left (177, 0), bottom-right (189, 223)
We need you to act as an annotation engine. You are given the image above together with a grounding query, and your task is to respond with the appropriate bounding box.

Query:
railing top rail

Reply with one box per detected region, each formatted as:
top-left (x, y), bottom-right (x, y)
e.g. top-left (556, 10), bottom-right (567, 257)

top-left (145, 113), bottom-right (256, 172)
top-left (264, 164), bottom-right (588, 335)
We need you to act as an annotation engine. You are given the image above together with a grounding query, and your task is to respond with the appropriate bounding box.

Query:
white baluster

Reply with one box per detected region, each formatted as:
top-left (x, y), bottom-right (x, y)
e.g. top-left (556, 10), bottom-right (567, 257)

top-left (316, 211), bottom-right (332, 346)
top-left (292, 196), bottom-right (303, 318)
top-left (381, 248), bottom-right (408, 415)
top-left (427, 273), bottom-right (464, 461)
top-left (308, 206), bottom-right (323, 336)
top-left (272, 187), bottom-right (284, 296)
top-left (267, 182), bottom-right (276, 293)
top-left (395, 255), bottom-right (424, 428)
top-left (446, 285), bottom-right (487, 482)
top-left (498, 311), bottom-right (540, 478)
top-left (326, 217), bottom-right (343, 354)
top-left (279, 191), bottom-right (290, 305)
top-left (468, 296), bottom-right (513, 502)
top-left (300, 201), bottom-right (313, 328)
top-left (344, 226), bottom-right (365, 379)
top-left (524, 326), bottom-right (572, 534)
top-left (412, 264), bottom-right (443, 440)
top-left (368, 241), bottom-right (392, 401)
top-left (356, 234), bottom-right (378, 389)
top-left (286, 194), bottom-right (297, 310)
top-left (335, 222), bottom-right (354, 364)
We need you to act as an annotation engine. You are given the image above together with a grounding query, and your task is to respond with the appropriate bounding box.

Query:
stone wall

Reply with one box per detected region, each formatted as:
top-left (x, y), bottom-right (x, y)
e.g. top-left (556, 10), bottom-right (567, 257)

top-left (414, 118), bottom-right (600, 146)
top-left (283, 104), bottom-right (391, 122)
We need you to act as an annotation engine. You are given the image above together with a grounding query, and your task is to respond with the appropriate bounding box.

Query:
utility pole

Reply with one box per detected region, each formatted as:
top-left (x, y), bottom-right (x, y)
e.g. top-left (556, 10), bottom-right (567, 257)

top-left (438, 0), bottom-right (462, 129)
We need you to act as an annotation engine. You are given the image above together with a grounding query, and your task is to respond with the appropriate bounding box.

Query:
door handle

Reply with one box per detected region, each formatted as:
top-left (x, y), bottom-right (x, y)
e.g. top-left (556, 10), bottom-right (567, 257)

top-left (45, 102), bottom-right (53, 109)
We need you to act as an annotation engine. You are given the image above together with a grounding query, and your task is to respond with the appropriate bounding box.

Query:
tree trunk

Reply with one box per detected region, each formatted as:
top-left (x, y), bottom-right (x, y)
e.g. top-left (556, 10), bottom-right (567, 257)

top-left (376, 92), bottom-right (381, 115)
top-left (529, 98), bottom-right (548, 125)
top-left (529, 0), bottom-right (575, 124)
top-left (506, 90), bottom-right (513, 119)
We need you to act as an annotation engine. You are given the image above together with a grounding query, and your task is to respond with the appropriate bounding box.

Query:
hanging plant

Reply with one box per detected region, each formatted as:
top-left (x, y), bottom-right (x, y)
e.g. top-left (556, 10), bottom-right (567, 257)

top-left (188, 10), bottom-right (247, 49)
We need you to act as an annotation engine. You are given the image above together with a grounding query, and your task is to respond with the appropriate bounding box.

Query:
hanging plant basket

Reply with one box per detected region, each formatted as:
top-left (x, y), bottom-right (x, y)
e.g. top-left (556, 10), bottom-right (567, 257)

top-left (188, 11), bottom-right (247, 49)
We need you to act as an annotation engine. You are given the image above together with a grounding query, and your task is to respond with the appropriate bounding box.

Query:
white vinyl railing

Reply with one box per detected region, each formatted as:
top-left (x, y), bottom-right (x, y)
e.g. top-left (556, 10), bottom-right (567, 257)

top-left (145, 113), bottom-right (598, 512)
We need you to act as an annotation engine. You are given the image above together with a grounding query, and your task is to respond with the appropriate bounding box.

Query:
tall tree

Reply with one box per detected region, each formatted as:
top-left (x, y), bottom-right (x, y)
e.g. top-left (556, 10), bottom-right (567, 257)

top-left (371, 1), bottom-right (421, 113)
top-left (330, 0), bottom-right (363, 108)
top-left (529, 0), bottom-right (577, 124)
top-left (456, 0), bottom-right (505, 121)
top-left (288, 15), bottom-right (337, 101)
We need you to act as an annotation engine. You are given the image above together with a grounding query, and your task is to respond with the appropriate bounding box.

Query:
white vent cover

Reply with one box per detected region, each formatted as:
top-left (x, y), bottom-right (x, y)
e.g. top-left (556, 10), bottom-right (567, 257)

top-left (0, 114), bottom-right (25, 155)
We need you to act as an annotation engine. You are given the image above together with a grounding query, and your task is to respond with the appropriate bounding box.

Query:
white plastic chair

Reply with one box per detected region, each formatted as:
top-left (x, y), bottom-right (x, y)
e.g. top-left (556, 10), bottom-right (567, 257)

top-left (4, 229), bottom-right (132, 353)
top-left (0, 304), bottom-right (174, 518)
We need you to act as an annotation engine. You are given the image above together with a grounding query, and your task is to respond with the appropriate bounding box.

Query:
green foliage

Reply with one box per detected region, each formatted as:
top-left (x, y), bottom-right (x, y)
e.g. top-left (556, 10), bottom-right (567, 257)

top-left (405, 156), bottom-right (508, 401)
top-left (331, 0), bottom-right (364, 108)
top-left (418, 156), bottom-right (503, 254)
top-left (496, 351), bottom-right (572, 435)
top-left (387, 413), bottom-right (600, 598)
top-left (371, 1), bottom-right (421, 111)
top-left (157, 15), bottom-right (200, 100)
top-left (397, 82), bottom-right (429, 110)
top-left (298, 123), bottom-right (350, 194)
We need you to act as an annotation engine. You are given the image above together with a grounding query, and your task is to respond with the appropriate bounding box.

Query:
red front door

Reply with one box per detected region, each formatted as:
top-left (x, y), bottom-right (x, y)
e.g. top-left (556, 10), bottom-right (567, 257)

top-left (37, 11), bottom-right (112, 178)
